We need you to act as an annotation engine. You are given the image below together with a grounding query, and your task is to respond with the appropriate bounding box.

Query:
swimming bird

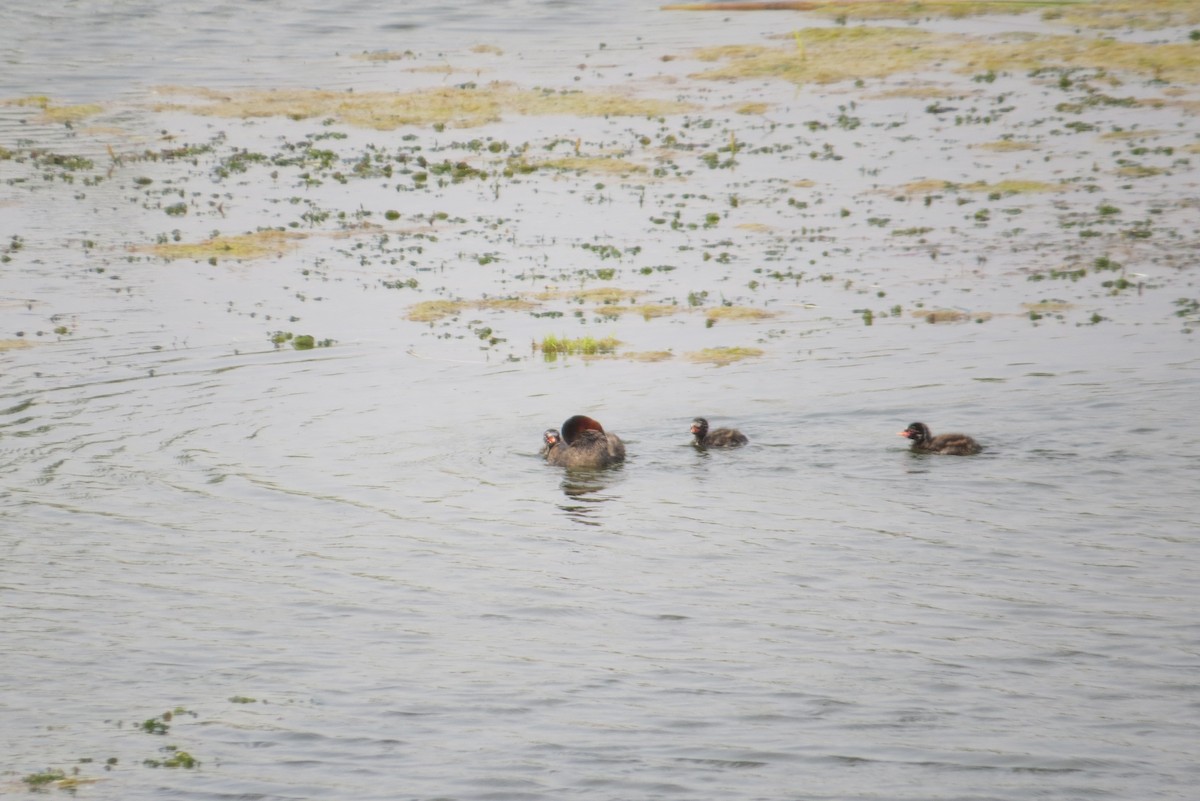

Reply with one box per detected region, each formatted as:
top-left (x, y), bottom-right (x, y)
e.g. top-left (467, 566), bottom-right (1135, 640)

top-left (542, 415), bottom-right (626, 468)
top-left (898, 422), bottom-right (980, 455)
top-left (690, 417), bottom-right (748, 448)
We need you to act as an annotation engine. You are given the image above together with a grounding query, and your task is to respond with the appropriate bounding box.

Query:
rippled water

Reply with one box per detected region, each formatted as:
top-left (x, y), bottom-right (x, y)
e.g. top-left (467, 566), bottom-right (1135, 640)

top-left (3, 1), bottom-right (1199, 799)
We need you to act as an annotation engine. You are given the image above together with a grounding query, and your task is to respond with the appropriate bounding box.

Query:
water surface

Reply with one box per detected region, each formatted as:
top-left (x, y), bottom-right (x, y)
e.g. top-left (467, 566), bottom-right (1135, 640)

top-left (2, 1), bottom-right (1199, 799)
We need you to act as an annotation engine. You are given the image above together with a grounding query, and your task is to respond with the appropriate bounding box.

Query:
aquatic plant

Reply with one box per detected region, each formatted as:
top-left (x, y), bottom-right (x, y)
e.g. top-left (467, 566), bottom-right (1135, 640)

top-left (690, 23), bottom-right (1200, 88)
top-left (536, 334), bottom-right (621, 357)
top-left (705, 306), bottom-right (776, 323)
top-left (685, 346), bottom-right (764, 366)
top-left (23, 769), bottom-right (68, 789)
top-left (407, 300), bottom-right (465, 323)
top-left (140, 230), bottom-right (304, 262)
top-left (155, 84), bottom-right (695, 130)
top-left (144, 746), bottom-right (199, 769)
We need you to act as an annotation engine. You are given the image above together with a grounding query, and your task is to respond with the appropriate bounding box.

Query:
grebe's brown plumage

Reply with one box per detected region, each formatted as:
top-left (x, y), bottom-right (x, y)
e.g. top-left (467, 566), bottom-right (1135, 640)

top-left (898, 422), bottom-right (980, 456)
top-left (690, 417), bottom-right (748, 448)
top-left (541, 415), bottom-right (625, 468)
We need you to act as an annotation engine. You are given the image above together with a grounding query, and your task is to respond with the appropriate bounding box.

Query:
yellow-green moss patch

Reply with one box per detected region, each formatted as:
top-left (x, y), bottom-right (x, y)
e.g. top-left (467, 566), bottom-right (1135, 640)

top-left (901, 179), bottom-right (954, 194)
top-left (706, 306), bottom-right (777, 322)
top-left (531, 155), bottom-right (647, 175)
top-left (667, 1), bottom-right (1087, 23)
top-left (1055, 0), bottom-right (1200, 31)
top-left (691, 25), bottom-right (1200, 87)
top-left (668, 0), bottom-right (1190, 30)
top-left (974, 140), bottom-right (1038, 152)
top-left (534, 286), bottom-right (645, 305)
top-left (598, 303), bottom-right (680, 320)
top-left (691, 27), bottom-right (951, 85)
top-left (686, 346), bottom-right (764, 366)
top-left (42, 103), bottom-right (104, 123)
top-left (408, 300), bottom-right (466, 322)
top-left (536, 334), bottom-right (621, 356)
top-left (2, 96), bottom-right (103, 123)
top-left (624, 350), bottom-right (675, 362)
top-left (140, 230), bottom-right (304, 261)
top-left (962, 179), bottom-right (1063, 194)
top-left (478, 297), bottom-right (539, 312)
top-left (914, 309), bottom-right (970, 323)
top-left (156, 83), bottom-right (695, 129)
top-left (1023, 299), bottom-right (1075, 312)
top-left (1117, 164), bottom-right (1165, 178)
top-left (353, 51), bottom-right (415, 62)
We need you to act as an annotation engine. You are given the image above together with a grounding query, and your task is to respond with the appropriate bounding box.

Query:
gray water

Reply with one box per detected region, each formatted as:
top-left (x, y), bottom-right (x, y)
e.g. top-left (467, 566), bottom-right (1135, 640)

top-left (2, 1), bottom-right (1199, 799)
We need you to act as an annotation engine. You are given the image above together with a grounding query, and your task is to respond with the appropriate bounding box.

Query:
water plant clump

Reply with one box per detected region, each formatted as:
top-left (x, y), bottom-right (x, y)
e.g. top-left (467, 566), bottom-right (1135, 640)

top-left (23, 768), bottom-right (68, 789)
top-left (407, 300), bottom-right (466, 323)
top-left (144, 746), bottom-right (199, 769)
top-left (689, 24), bottom-right (1200, 88)
top-left (155, 84), bottom-right (695, 130)
top-left (141, 230), bottom-right (304, 262)
top-left (705, 306), bottom-right (777, 324)
top-left (685, 346), bottom-right (764, 366)
top-left (536, 334), bottom-right (621, 358)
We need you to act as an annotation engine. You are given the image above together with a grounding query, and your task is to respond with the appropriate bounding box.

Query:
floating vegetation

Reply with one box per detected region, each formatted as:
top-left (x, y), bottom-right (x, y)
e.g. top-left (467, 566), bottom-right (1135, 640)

top-left (686, 346), bottom-right (764, 366)
top-left (3, 95), bottom-right (104, 124)
top-left (144, 746), bottom-right (198, 769)
top-left (23, 769), bottom-right (69, 789)
top-left (353, 50), bottom-right (416, 62)
top-left (914, 309), bottom-right (971, 323)
top-left (975, 140), bottom-right (1038, 152)
top-left (962, 179), bottom-right (1063, 195)
top-left (624, 350), bottom-right (675, 362)
top-left (665, 1), bottom-right (1087, 22)
top-left (691, 28), bottom-right (954, 85)
top-left (671, 0), bottom-right (1199, 33)
top-left (1023, 299), bottom-right (1075, 321)
top-left (635, 304), bottom-right (681, 320)
top-left (530, 155), bottom-right (647, 175)
top-left (690, 25), bottom-right (1200, 88)
top-left (705, 306), bottom-right (777, 323)
top-left (267, 331), bottom-right (332, 350)
top-left (590, 302), bottom-right (679, 319)
top-left (407, 300), bottom-right (465, 322)
top-left (536, 334), bottom-right (621, 358)
top-left (140, 230), bottom-right (304, 262)
top-left (478, 297), bottom-right (539, 312)
top-left (560, 286), bottom-right (645, 305)
top-left (1055, 0), bottom-right (1200, 31)
top-left (156, 84), bottom-right (695, 129)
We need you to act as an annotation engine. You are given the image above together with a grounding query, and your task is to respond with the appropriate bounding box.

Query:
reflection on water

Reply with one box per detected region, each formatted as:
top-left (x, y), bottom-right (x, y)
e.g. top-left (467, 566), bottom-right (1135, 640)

top-left (556, 464), bottom-right (625, 525)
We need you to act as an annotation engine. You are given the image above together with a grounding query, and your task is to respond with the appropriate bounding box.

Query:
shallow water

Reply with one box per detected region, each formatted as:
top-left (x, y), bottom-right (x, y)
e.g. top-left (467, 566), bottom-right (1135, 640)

top-left (2, 1), bottom-right (1200, 799)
